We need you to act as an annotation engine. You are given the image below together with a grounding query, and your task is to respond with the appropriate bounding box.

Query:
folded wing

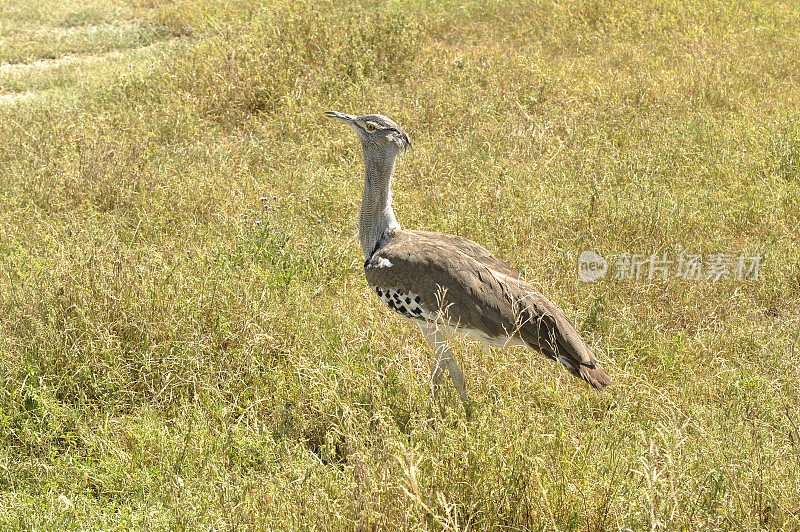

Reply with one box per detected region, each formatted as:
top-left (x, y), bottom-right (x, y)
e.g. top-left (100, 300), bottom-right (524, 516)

top-left (365, 229), bottom-right (611, 390)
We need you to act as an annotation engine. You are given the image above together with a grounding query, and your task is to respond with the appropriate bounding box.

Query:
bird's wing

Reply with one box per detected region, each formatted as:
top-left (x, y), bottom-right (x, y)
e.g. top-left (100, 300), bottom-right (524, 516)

top-left (365, 230), bottom-right (611, 390)
top-left (403, 229), bottom-right (525, 280)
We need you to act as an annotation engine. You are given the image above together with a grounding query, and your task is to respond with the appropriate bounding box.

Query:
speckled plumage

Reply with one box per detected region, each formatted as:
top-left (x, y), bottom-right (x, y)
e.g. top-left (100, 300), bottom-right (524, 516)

top-left (372, 285), bottom-right (430, 320)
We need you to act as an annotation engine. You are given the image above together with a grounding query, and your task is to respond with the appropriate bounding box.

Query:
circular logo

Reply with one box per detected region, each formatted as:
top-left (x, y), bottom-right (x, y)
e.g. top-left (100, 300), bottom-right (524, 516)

top-left (577, 251), bottom-right (608, 282)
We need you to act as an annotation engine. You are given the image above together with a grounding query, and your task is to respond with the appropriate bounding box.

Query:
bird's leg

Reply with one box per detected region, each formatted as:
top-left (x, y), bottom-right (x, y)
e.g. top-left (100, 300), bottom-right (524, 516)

top-left (418, 323), bottom-right (471, 418)
top-left (430, 349), bottom-right (447, 418)
top-left (444, 357), bottom-right (471, 419)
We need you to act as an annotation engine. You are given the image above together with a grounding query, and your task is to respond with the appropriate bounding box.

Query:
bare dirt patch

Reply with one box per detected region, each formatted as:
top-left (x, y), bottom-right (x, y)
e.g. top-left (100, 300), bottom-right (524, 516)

top-left (0, 92), bottom-right (35, 105)
top-left (0, 36), bottom-right (178, 75)
top-left (0, 52), bottom-right (113, 75)
top-left (0, 39), bottom-right (179, 105)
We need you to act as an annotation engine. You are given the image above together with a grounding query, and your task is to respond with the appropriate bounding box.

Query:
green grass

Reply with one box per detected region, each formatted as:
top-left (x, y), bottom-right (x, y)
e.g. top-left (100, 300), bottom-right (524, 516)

top-left (0, 0), bottom-right (176, 63)
top-left (1, 0), bottom-right (799, 529)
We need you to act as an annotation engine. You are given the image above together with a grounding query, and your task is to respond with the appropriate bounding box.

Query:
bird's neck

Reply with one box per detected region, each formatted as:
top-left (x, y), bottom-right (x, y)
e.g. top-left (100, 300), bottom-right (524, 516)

top-left (359, 150), bottom-right (400, 260)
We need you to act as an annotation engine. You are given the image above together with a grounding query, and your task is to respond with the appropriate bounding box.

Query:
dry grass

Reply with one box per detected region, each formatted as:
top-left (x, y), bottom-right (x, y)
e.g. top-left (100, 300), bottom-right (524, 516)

top-left (1, 0), bottom-right (799, 529)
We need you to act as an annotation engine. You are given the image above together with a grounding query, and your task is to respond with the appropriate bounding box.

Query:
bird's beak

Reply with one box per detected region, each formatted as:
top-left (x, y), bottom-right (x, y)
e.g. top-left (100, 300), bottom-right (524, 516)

top-left (324, 110), bottom-right (357, 123)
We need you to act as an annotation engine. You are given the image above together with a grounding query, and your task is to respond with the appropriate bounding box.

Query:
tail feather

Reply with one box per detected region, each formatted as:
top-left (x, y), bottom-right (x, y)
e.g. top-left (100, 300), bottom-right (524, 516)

top-left (578, 363), bottom-right (613, 391)
top-left (537, 341), bottom-right (613, 391)
top-left (518, 297), bottom-right (613, 391)
top-left (556, 334), bottom-right (613, 391)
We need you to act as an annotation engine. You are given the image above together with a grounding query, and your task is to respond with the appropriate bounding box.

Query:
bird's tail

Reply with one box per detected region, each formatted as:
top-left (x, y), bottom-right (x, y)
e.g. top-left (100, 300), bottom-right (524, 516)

top-left (517, 296), bottom-right (613, 391)
top-left (577, 361), bottom-right (613, 391)
top-left (536, 339), bottom-right (613, 391)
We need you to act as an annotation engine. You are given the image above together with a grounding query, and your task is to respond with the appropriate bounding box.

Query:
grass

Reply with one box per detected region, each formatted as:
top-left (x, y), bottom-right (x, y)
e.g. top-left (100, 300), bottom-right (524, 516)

top-left (1, 0), bottom-right (799, 529)
top-left (0, 0), bottom-right (175, 63)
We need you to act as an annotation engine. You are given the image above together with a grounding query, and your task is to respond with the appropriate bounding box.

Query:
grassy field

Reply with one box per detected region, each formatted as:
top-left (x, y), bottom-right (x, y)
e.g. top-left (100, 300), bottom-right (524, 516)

top-left (1, 0), bottom-right (799, 529)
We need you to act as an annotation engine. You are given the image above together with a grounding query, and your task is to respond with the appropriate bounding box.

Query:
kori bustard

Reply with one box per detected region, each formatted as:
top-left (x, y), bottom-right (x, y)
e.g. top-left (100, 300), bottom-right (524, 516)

top-left (325, 111), bottom-right (611, 414)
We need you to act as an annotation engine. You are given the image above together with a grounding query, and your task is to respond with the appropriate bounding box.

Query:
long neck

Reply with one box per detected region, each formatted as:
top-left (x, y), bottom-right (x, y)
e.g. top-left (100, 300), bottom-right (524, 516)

top-left (359, 147), bottom-right (400, 259)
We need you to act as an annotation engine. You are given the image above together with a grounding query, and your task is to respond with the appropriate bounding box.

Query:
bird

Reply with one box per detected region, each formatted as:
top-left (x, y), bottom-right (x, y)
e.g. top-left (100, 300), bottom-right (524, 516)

top-left (324, 110), bottom-right (611, 415)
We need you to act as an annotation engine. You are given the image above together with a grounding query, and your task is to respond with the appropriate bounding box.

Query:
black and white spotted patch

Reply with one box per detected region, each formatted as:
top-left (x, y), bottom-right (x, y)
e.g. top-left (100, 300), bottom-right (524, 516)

top-left (371, 286), bottom-right (432, 321)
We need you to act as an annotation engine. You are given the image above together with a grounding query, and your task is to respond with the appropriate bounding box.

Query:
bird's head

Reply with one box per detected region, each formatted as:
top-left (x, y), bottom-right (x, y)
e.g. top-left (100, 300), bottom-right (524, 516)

top-left (324, 111), bottom-right (411, 155)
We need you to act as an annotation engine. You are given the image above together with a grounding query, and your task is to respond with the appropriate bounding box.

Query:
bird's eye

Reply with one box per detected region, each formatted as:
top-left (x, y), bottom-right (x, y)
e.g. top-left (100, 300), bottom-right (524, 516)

top-left (366, 123), bottom-right (376, 131)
